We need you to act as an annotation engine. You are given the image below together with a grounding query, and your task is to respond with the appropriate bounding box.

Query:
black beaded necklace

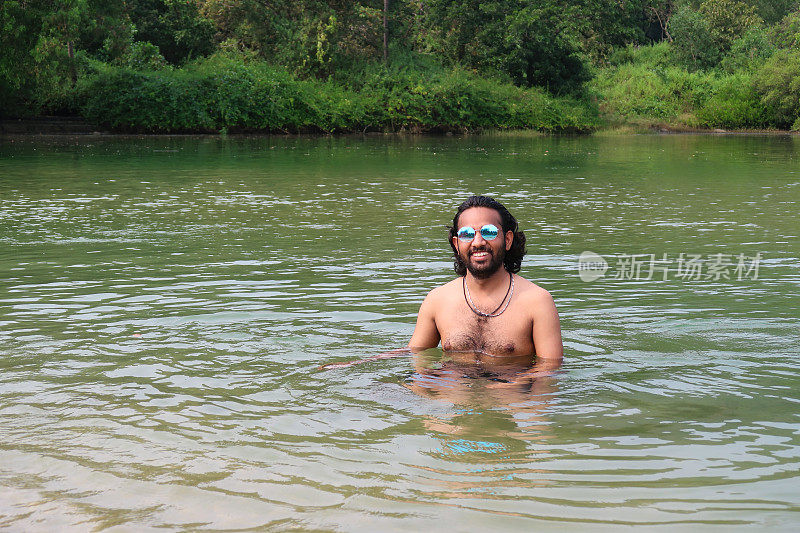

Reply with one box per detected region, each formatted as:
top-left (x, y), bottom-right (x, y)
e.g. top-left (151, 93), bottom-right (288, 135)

top-left (462, 271), bottom-right (514, 318)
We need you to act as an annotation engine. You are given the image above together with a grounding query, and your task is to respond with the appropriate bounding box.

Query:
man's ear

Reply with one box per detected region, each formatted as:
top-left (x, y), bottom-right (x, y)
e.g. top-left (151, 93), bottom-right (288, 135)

top-left (505, 230), bottom-right (513, 251)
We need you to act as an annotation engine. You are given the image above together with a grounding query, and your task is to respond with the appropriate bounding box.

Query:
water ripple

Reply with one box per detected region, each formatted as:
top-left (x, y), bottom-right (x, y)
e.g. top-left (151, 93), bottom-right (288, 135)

top-left (1, 134), bottom-right (799, 530)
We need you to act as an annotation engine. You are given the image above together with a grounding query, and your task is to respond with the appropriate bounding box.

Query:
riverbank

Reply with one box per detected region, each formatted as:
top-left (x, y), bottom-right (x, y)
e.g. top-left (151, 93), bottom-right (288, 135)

top-left (4, 116), bottom-right (796, 137)
top-left (5, 46), bottom-right (800, 136)
top-left (593, 121), bottom-right (796, 135)
top-left (0, 117), bottom-right (104, 135)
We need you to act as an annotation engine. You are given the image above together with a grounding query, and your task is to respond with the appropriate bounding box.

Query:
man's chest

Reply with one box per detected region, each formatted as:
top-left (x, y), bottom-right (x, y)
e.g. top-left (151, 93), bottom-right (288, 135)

top-left (436, 301), bottom-right (534, 357)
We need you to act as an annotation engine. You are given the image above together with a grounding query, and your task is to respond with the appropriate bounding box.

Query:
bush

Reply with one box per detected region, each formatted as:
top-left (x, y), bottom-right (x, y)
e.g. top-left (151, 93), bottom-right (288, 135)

top-left (125, 42), bottom-right (168, 71)
top-left (355, 68), bottom-right (505, 131)
top-left (719, 27), bottom-right (775, 72)
top-left (350, 64), bottom-right (597, 132)
top-left (76, 56), bottom-right (598, 133)
top-left (608, 42), bottom-right (676, 68)
top-left (590, 42), bottom-right (783, 129)
top-left (696, 73), bottom-right (769, 128)
top-left (753, 49), bottom-right (800, 128)
top-left (79, 67), bottom-right (215, 132)
top-left (590, 60), bottom-right (713, 120)
top-left (191, 57), bottom-right (321, 131)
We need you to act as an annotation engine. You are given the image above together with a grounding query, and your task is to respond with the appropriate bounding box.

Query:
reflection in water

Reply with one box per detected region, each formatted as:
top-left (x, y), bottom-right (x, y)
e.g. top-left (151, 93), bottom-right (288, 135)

top-left (404, 350), bottom-right (559, 499)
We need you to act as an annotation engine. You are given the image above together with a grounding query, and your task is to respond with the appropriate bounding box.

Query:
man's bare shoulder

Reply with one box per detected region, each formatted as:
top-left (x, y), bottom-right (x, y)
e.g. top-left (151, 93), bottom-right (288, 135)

top-left (513, 275), bottom-right (556, 305)
top-left (422, 278), bottom-right (463, 302)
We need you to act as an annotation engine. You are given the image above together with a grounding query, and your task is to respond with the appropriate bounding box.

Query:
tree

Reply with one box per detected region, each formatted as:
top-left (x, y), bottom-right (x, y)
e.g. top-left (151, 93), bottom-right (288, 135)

top-left (199, 0), bottom-right (385, 74)
top-left (670, 0), bottom-right (763, 69)
top-left (699, 0), bottom-right (762, 51)
top-left (384, 0), bottom-right (389, 62)
top-left (419, 0), bottom-right (590, 92)
top-left (771, 8), bottom-right (800, 50)
top-left (128, 0), bottom-right (215, 65)
top-left (669, 3), bottom-right (721, 69)
top-left (1, 1), bottom-right (43, 115)
top-left (746, 0), bottom-right (796, 25)
top-left (499, 3), bottom-right (589, 91)
top-left (644, 1), bottom-right (676, 41)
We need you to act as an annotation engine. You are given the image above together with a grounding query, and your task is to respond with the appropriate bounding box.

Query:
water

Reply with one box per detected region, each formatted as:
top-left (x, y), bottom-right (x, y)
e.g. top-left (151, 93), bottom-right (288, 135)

top-left (1, 134), bottom-right (799, 530)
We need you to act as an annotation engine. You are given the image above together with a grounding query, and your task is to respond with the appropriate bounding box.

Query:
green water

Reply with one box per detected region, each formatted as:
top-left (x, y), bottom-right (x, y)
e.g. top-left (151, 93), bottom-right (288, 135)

top-left (1, 134), bottom-right (799, 531)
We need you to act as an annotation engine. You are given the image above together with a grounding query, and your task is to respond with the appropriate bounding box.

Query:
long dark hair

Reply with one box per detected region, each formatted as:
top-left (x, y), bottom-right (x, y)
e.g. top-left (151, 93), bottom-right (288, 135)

top-left (448, 195), bottom-right (527, 276)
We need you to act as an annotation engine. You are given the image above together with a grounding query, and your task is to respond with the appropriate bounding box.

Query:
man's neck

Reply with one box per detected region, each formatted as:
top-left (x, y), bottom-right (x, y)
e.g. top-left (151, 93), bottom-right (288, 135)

top-left (466, 268), bottom-right (511, 294)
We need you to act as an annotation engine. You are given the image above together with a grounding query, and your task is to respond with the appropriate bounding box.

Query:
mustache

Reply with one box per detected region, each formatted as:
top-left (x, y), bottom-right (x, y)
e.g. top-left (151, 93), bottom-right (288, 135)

top-left (468, 246), bottom-right (492, 256)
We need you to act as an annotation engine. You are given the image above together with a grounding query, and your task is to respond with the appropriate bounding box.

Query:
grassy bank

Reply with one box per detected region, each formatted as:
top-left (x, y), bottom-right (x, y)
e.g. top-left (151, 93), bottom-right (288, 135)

top-left (590, 42), bottom-right (800, 132)
top-left (72, 54), bottom-right (599, 134)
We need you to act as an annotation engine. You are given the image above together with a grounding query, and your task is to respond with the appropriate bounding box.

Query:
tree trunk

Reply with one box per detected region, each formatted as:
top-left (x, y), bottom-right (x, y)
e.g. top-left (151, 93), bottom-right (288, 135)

top-left (383, 0), bottom-right (389, 62)
top-left (68, 40), bottom-right (77, 84)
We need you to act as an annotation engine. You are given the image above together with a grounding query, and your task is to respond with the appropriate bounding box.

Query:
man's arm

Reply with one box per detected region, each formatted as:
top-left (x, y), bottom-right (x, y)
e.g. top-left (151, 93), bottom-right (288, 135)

top-left (408, 288), bottom-right (441, 350)
top-left (530, 289), bottom-right (563, 362)
top-left (319, 347), bottom-right (411, 369)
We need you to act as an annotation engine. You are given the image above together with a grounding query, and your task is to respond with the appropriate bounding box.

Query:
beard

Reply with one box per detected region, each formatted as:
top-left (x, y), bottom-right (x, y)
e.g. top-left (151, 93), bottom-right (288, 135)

top-left (463, 245), bottom-right (506, 279)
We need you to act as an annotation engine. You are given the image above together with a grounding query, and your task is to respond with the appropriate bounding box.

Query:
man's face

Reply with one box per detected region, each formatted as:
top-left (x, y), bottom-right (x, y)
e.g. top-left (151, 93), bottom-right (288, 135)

top-left (453, 207), bottom-right (513, 279)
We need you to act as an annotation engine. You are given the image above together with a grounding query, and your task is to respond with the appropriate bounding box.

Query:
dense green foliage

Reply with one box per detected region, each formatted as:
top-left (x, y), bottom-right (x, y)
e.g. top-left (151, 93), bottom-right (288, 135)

top-left (592, 41), bottom-right (771, 129)
top-left (3, 0), bottom-right (800, 132)
top-left (77, 54), bottom-right (598, 133)
top-left (753, 50), bottom-right (800, 130)
top-left (592, 1), bottom-right (800, 131)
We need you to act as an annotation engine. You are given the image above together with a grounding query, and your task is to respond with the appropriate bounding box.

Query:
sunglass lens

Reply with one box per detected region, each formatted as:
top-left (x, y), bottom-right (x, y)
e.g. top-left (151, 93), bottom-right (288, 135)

top-left (457, 227), bottom-right (476, 241)
top-left (481, 225), bottom-right (499, 240)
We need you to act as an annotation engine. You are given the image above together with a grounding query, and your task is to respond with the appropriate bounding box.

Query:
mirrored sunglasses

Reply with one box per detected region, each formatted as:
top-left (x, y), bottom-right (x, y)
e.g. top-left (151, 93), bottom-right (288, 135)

top-left (457, 224), bottom-right (500, 242)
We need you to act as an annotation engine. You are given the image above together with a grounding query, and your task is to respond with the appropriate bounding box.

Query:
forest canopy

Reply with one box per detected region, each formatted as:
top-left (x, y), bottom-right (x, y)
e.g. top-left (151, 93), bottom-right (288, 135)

top-left (2, 0), bottom-right (800, 132)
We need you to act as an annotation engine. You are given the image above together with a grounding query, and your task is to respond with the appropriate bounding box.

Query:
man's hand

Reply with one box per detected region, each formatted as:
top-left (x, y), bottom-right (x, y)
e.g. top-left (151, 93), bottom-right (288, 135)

top-left (319, 348), bottom-right (411, 370)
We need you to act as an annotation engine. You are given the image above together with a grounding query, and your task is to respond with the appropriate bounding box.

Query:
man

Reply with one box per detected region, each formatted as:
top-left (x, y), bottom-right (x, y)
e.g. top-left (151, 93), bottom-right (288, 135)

top-left (321, 195), bottom-right (562, 371)
top-left (408, 195), bottom-right (563, 369)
